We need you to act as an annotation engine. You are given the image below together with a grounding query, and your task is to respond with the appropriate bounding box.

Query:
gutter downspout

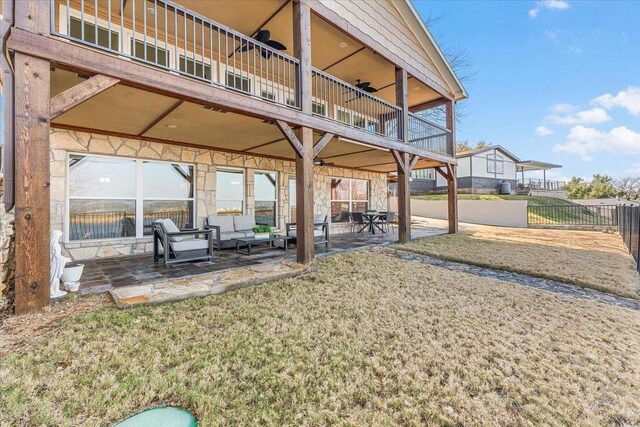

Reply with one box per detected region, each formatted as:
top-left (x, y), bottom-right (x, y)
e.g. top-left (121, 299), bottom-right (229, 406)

top-left (0, 0), bottom-right (14, 211)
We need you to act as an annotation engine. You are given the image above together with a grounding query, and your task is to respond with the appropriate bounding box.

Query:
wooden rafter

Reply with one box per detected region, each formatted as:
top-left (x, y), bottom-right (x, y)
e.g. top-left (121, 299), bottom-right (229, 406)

top-left (50, 74), bottom-right (120, 119)
top-left (312, 132), bottom-right (335, 158)
top-left (275, 120), bottom-right (303, 157)
top-left (138, 100), bottom-right (183, 136)
top-left (409, 97), bottom-right (449, 113)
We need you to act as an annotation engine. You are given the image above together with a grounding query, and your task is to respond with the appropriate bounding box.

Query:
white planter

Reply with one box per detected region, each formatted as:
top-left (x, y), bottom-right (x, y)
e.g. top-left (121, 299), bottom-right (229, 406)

top-left (61, 264), bottom-right (84, 292)
top-left (255, 232), bottom-right (270, 240)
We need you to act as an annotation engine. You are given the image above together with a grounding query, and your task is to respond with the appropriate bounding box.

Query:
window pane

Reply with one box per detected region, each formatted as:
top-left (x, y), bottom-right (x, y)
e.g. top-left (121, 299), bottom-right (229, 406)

top-left (69, 155), bottom-right (136, 198)
top-left (312, 101), bottom-right (326, 116)
top-left (143, 162), bottom-right (193, 199)
top-left (351, 180), bottom-right (368, 201)
top-left (179, 56), bottom-right (212, 80)
top-left (261, 90), bottom-right (276, 100)
top-left (225, 72), bottom-right (251, 92)
top-left (143, 200), bottom-right (194, 235)
top-left (216, 170), bottom-right (244, 202)
top-left (289, 178), bottom-right (296, 220)
top-left (69, 200), bottom-right (135, 241)
top-left (255, 171), bottom-right (277, 201)
top-left (353, 116), bottom-right (366, 129)
top-left (352, 201), bottom-right (368, 214)
top-left (337, 110), bottom-right (351, 125)
top-left (331, 178), bottom-right (349, 200)
top-left (331, 201), bottom-right (350, 223)
top-left (255, 201), bottom-right (276, 227)
top-left (132, 40), bottom-right (169, 66)
top-left (217, 200), bottom-right (243, 216)
top-left (69, 17), bottom-right (119, 49)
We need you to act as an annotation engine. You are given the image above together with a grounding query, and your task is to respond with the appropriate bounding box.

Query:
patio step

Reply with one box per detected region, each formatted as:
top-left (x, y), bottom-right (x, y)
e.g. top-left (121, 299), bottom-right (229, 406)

top-left (109, 260), bottom-right (306, 308)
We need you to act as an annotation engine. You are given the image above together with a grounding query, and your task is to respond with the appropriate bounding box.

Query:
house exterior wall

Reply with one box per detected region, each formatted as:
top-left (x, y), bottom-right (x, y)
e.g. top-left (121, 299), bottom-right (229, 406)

top-left (50, 129), bottom-right (388, 260)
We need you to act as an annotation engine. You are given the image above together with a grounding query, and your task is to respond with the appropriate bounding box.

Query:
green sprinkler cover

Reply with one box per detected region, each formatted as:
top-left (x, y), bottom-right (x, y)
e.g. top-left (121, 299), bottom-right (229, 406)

top-left (114, 406), bottom-right (197, 427)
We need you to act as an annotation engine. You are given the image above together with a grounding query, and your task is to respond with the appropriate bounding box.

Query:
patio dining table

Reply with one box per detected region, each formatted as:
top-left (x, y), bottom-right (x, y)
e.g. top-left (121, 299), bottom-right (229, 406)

top-left (359, 212), bottom-right (386, 235)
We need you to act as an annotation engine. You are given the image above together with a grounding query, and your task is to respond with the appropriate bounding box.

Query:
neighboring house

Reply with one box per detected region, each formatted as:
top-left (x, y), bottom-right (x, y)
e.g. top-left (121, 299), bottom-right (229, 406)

top-left (2, 0), bottom-right (467, 313)
top-left (410, 145), bottom-right (563, 195)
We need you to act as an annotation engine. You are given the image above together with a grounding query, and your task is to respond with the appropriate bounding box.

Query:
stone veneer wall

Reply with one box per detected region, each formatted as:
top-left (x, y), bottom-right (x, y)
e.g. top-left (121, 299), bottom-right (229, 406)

top-left (50, 129), bottom-right (388, 260)
top-left (0, 189), bottom-right (15, 314)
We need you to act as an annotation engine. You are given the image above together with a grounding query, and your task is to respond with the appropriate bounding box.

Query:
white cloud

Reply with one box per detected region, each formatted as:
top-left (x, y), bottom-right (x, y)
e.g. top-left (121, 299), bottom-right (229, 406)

top-left (550, 103), bottom-right (577, 114)
top-left (553, 125), bottom-right (640, 161)
top-left (545, 29), bottom-right (560, 43)
top-left (546, 108), bottom-right (612, 125)
top-left (536, 126), bottom-right (554, 136)
top-left (592, 86), bottom-right (640, 116)
top-left (529, 0), bottom-right (570, 18)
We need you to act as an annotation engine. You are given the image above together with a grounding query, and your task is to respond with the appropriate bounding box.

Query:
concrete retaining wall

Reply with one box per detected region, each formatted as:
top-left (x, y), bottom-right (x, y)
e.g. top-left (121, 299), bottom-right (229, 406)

top-left (390, 198), bottom-right (528, 228)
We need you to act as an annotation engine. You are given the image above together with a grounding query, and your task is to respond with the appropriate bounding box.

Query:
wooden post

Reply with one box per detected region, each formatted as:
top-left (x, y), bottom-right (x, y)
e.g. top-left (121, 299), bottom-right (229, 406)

top-left (446, 100), bottom-right (455, 155)
top-left (14, 53), bottom-right (51, 314)
top-left (395, 67), bottom-right (410, 242)
top-left (293, 0), bottom-right (314, 264)
top-left (447, 163), bottom-right (458, 234)
top-left (395, 67), bottom-right (409, 143)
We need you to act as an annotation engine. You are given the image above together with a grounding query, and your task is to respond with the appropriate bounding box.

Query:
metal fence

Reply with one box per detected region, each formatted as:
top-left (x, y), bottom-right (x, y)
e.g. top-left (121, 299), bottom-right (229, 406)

top-left (408, 113), bottom-right (451, 155)
top-left (523, 178), bottom-right (566, 191)
top-left (528, 205), bottom-right (618, 226)
top-left (619, 204), bottom-right (640, 271)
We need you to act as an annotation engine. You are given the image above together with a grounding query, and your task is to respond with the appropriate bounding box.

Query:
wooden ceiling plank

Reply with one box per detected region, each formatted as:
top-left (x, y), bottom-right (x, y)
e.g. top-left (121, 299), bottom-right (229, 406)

top-left (137, 100), bottom-right (183, 136)
top-left (50, 74), bottom-right (120, 119)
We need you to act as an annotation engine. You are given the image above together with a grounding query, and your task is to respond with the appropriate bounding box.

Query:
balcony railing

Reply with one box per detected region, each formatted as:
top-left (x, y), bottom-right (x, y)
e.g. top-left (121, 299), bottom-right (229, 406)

top-left (311, 68), bottom-right (402, 141)
top-left (408, 113), bottom-right (451, 155)
top-left (52, 0), bottom-right (300, 108)
top-left (522, 178), bottom-right (566, 191)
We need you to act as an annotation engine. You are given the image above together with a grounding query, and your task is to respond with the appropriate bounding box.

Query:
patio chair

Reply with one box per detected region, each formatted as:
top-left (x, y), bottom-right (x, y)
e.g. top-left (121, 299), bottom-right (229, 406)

top-left (349, 212), bottom-right (366, 234)
top-left (376, 211), bottom-right (396, 234)
top-left (286, 213), bottom-right (329, 247)
top-left (153, 219), bottom-right (214, 266)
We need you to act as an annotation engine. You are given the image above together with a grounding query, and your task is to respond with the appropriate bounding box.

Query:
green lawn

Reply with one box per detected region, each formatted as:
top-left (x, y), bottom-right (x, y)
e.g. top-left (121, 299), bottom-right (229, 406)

top-left (2, 251), bottom-right (640, 426)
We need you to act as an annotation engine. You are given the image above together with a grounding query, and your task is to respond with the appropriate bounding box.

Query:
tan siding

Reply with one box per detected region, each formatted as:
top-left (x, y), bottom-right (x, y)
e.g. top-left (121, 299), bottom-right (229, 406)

top-left (316, 0), bottom-right (450, 95)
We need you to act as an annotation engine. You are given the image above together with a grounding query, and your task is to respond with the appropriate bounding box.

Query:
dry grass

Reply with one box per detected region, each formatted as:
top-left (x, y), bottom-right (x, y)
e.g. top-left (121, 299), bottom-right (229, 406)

top-left (399, 226), bottom-right (640, 299)
top-left (2, 251), bottom-right (640, 426)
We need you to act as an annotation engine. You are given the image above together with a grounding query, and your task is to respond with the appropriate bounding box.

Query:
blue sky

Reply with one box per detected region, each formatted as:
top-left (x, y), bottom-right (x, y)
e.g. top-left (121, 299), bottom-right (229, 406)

top-left (414, 0), bottom-right (640, 181)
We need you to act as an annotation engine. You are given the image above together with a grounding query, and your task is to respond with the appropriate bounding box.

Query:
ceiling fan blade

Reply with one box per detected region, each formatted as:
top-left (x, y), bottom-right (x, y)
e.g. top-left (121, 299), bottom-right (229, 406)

top-left (364, 87), bottom-right (378, 93)
top-left (261, 49), bottom-right (273, 59)
top-left (266, 40), bottom-right (287, 51)
top-left (255, 29), bottom-right (271, 43)
top-left (356, 81), bottom-right (371, 88)
top-left (239, 43), bottom-right (254, 52)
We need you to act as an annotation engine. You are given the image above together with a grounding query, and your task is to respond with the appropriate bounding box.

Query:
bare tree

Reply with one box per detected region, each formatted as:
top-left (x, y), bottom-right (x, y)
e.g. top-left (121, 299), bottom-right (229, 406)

top-left (614, 177), bottom-right (640, 200)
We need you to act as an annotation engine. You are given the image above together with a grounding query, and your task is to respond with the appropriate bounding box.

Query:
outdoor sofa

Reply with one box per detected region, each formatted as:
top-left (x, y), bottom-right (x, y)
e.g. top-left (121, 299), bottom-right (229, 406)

top-left (205, 214), bottom-right (269, 250)
top-left (152, 219), bottom-right (214, 266)
top-left (286, 214), bottom-right (330, 247)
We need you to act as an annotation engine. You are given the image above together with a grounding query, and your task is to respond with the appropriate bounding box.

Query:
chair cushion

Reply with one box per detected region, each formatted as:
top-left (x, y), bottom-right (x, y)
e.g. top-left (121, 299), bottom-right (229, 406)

top-left (233, 215), bottom-right (256, 232)
top-left (241, 231), bottom-right (255, 238)
top-left (289, 229), bottom-right (324, 238)
top-left (220, 231), bottom-right (247, 241)
top-left (172, 238), bottom-right (210, 252)
top-left (156, 218), bottom-right (182, 242)
top-left (314, 214), bottom-right (327, 231)
top-left (207, 215), bottom-right (235, 233)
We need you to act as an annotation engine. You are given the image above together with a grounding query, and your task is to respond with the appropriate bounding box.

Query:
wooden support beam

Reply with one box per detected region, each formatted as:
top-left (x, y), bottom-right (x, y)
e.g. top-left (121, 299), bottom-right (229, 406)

top-left (14, 53), bottom-right (51, 314)
top-left (394, 151), bottom-right (411, 243)
top-left (395, 67), bottom-right (409, 143)
top-left (15, 0), bottom-right (50, 34)
top-left (391, 150), bottom-right (406, 175)
top-left (408, 155), bottom-right (420, 173)
top-left (275, 120), bottom-right (303, 157)
top-left (446, 163), bottom-right (459, 234)
top-left (434, 166), bottom-right (451, 181)
top-left (408, 97), bottom-right (448, 113)
top-left (138, 100), bottom-right (183, 136)
top-left (446, 100), bottom-right (455, 156)
top-left (50, 75), bottom-right (120, 119)
top-left (312, 132), bottom-right (334, 159)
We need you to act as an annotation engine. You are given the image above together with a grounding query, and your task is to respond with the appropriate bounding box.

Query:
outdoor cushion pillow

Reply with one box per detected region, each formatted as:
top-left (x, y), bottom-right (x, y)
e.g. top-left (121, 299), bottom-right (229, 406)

top-left (233, 215), bottom-right (256, 231)
top-left (207, 215), bottom-right (235, 233)
top-left (219, 231), bottom-right (247, 240)
top-left (158, 218), bottom-right (182, 242)
top-left (313, 214), bottom-right (327, 231)
top-left (172, 238), bottom-right (210, 252)
top-left (289, 229), bottom-right (324, 238)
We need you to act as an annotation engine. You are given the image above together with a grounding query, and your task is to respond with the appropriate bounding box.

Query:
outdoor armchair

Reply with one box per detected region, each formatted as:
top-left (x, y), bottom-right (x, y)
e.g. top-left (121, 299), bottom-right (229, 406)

top-left (286, 213), bottom-right (330, 247)
top-left (153, 219), bottom-right (213, 266)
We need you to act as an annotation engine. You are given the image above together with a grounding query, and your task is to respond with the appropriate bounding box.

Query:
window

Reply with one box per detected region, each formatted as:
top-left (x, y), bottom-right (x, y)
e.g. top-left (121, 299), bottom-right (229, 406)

top-left (225, 71), bottom-right (251, 92)
top-left (131, 39), bottom-right (169, 66)
top-left (179, 56), bottom-right (212, 80)
top-left (216, 169), bottom-right (244, 215)
top-left (411, 169), bottom-right (434, 180)
top-left (487, 153), bottom-right (504, 174)
top-left (262, 90), bottom-right (277, 101)
top-left (255, 171), bottom-right (278, 227)
top-left (330, 178), bottom-right (369, 223)
top-left (312, 101), bottom-right (326, 116)
top-left (289, 177), bottom-right (296, 221)
top-left (142, 162), bottom-right (194, 235)
top-left (68, 155), bottom-right (195, 241)
top-left (69, 16), bottom-right (119, 50)
top-left (336, 109), bottom-right (351, 125)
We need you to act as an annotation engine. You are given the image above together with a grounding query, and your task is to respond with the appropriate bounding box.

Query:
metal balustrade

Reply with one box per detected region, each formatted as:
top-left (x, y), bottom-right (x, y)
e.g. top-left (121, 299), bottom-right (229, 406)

top-left (311, 68), bottom-right (402, 140)
top-left (522, 178), bottom-right (566, 191)
top-left (52, 0), bottom-right (300, 107)
top-left (408, 113), bottom-right (451, 155)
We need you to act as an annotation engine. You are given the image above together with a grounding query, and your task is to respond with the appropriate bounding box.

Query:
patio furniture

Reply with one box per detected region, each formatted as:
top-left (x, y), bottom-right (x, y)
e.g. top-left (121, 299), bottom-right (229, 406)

top-left (361, 212), bottom-right (386, 235)
top-left (205, 215), bottom-right (269, 250)
top-left (349, 212), bottom-right (365, 234)
top-left (232, 234), bottom-right (289, 255)
top-left (286, 213), bottom-right (329, 247)
top-left (153, 219), bottom-right (213, 266)
top-left (375, 211), bottom-right (396, 234)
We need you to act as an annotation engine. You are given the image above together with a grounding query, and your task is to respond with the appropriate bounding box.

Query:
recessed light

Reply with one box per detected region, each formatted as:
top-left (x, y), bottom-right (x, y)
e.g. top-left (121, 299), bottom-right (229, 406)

top-left (414, 86), bottom-right (420, 91)
top-left (339, 42), bottom-right (348, 48)
top-left (165, 124), bottom-right (178, 129)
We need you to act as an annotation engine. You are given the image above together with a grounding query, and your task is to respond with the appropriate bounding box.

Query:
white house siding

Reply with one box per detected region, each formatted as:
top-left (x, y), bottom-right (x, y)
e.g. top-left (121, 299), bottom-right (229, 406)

top-left (50, 129), bottom-right (388, 260)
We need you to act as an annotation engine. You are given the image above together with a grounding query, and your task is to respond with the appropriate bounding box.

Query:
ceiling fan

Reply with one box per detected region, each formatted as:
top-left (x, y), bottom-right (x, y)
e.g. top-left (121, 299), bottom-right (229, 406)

top-left (354, 79), bottom-right (379, 93)
top-left (314, 158), bottom-right (335, 167)
top-left (240, 30), bottom-right (287, 59)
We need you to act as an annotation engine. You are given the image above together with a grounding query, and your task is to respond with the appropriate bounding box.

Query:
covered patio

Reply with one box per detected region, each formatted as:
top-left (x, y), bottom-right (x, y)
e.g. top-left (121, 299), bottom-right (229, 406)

top-left (77, 224), bottom-right (444, 296)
